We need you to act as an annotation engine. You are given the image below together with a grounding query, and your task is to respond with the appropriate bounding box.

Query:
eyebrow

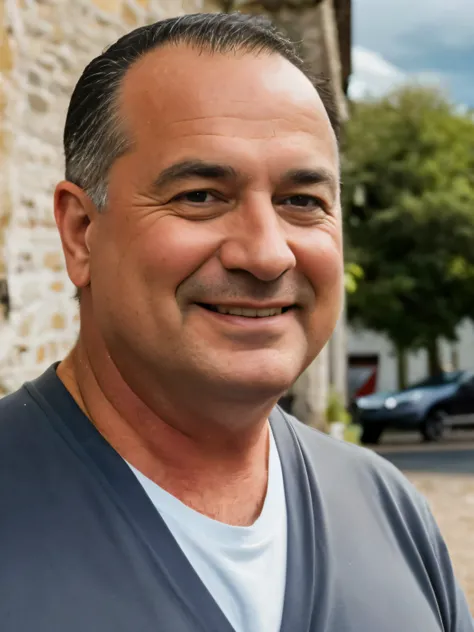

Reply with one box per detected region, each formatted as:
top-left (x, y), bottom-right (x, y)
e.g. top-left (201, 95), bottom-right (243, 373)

top-left (151, 159), bottom-right (339, 196)
top-left (281, 168), bottom-right (339, 196)
top-left (151, 160), bottom-right (237, 190)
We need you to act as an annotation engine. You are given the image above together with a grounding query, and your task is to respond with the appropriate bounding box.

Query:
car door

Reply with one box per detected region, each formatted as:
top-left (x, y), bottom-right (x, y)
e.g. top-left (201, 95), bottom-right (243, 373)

top-left (452, 373), bottom-right (474, 423)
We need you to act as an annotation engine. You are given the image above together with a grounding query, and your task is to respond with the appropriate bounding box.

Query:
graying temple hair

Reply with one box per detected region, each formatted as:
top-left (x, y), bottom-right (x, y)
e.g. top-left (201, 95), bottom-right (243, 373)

top-left (64, 12), bottom-right (339, 210)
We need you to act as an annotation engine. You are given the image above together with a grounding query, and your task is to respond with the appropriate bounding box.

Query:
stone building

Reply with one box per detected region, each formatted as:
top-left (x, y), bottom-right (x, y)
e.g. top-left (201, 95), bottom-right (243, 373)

top-left (0, 0), bottom-right (351, 425)
top-left (0, 0), bottom-right (222, 394)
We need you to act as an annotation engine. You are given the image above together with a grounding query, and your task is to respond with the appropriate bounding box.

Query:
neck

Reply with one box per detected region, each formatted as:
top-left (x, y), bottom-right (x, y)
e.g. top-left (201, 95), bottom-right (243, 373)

top-left (57, 333), bottom-right (276, 526)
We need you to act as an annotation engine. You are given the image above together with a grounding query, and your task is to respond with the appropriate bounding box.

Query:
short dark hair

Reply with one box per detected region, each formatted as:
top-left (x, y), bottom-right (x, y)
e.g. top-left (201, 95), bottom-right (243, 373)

top-left (64, 12), bottom-right (339, 210)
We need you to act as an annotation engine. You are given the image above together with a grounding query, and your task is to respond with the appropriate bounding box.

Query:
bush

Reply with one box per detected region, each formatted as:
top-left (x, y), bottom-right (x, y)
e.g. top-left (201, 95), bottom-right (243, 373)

top-left (326, 389), bottom-right (351, 425)
top-left (326, 389), bottom-right (360, 444)
top-left (344, 424), bottom-right (361, 444)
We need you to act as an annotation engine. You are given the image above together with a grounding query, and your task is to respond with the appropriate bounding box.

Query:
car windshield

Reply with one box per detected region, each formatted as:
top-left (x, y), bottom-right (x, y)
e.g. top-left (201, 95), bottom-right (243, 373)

top-left (407, 371), bottom-right (463, 390)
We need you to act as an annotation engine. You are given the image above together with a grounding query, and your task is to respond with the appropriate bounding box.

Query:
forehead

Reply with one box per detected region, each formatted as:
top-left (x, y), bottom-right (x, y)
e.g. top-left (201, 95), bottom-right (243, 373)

top-left (119, 45), bottom-right (338, 172)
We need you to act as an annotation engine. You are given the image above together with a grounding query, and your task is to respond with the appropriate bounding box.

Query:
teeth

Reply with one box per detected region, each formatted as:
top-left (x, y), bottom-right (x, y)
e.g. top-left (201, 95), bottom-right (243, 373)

top-left (216, 306), bottom-right (284, 317)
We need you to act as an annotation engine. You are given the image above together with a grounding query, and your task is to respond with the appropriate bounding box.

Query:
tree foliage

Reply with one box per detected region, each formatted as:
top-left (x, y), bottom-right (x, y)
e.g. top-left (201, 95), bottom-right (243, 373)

top-left (342, 86), bottom-right (474, 367)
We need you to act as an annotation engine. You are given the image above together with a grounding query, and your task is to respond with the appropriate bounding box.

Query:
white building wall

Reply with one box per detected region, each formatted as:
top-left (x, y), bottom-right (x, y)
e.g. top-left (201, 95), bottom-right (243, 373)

top-left (348, 320), bottom-right (474, 393)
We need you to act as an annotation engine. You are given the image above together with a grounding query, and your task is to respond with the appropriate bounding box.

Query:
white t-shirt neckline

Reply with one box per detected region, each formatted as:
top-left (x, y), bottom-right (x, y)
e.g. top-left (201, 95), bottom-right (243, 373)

top-left (129, 424), bottom-right (282, 542)
top-left (127, 425), bottom-right (288, 632)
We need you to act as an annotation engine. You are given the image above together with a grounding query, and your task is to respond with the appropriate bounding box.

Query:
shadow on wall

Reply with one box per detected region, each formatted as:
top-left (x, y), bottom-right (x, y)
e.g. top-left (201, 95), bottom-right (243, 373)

top-left (0, 279), bottom-right (10, 320)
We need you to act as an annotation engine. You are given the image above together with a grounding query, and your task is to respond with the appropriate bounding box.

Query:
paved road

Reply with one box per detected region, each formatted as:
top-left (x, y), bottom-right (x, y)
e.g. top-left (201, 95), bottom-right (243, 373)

top-left (379, 447), bottom-right (474, 474)
top-left (376, 432), bottom-right (474, 474)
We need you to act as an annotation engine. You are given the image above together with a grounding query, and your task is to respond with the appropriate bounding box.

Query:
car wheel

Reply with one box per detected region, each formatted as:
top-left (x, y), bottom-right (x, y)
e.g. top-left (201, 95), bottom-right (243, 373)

top-left (361, 425), bottom-right (384, 445)
top-left (421, 410), bottom-right (446, 442)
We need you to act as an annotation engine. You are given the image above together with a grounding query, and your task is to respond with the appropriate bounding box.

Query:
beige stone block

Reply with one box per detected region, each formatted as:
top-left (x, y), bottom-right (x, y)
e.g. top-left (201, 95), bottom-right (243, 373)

top-left (122, 1), bottom-right (152, 25)
top-left (52, 23), bottom-right (65, 45)
top-left (0, 14), bottom-right (12, 161)
top-left (0, 17), bottom-right (13, 74)
top-left (51, 312), bottom-right (66, 330)
top-left (43, 251), bottom-right (63, 272)
top-left (0, 94), bottom-right (5, 154)
top-left (18, 317), bottom-right (32, 338)
top-left (50, 280), bottom-right (65, 292)
top-left (36, 345), bottom-right (46, 363)
top-left (122, 4), bottom-right (138, 25)
top-left (0, 222), bottom-right (5, 278)
top-left (48, 341), bottom-right (59, 358)
top-left (92, 0), bottom-right (123, 13)
top-left (197, 0), bottom-right (222, 11)
top-left (27, 92), bottom-right (49, 114)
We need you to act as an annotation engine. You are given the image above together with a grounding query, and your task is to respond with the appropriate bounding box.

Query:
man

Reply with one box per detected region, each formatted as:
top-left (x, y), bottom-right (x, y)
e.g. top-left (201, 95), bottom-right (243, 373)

top-left (0, 12), bottom-right (471, 632)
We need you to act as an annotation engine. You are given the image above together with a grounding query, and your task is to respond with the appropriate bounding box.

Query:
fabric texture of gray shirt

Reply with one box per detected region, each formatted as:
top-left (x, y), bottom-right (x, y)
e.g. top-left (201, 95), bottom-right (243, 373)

top-left (0, 364), bottom-right (473, 631)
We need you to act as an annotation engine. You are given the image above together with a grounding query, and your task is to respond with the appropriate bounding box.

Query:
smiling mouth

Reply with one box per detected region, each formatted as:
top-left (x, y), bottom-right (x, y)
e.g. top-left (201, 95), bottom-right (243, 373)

top-left (196, 304), bottom-right (295, 318)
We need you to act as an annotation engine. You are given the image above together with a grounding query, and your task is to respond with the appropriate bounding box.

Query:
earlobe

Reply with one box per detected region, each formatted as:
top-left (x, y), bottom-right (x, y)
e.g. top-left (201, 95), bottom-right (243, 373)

top-left (54, 181), bottom-right (94, 290)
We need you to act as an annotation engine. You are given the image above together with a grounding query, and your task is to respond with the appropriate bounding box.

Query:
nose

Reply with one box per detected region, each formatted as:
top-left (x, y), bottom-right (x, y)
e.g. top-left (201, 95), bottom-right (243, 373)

top-left (218, 198), bottom-right (297, 282)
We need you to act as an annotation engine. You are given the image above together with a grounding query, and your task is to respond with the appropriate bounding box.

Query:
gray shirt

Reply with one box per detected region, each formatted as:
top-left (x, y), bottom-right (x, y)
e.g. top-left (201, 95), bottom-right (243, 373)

top-left (0, 365), bottom-right (472, 631)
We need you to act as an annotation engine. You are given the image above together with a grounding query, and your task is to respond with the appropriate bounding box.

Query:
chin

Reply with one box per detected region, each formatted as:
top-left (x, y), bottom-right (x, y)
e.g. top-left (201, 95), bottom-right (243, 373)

top-left (209, 352), bottom-right (304, 401)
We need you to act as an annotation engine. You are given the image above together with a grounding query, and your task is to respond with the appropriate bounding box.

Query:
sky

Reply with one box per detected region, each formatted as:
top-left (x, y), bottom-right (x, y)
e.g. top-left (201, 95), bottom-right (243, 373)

top-left (350, 0), bottom-right (474, 106)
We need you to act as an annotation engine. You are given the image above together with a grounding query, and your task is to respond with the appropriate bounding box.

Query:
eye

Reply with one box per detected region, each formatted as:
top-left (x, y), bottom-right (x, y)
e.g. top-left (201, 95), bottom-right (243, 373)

top-left (172, 190), bottom-right (219, 204)
top-left (278, 194), bottom-right (325, 210)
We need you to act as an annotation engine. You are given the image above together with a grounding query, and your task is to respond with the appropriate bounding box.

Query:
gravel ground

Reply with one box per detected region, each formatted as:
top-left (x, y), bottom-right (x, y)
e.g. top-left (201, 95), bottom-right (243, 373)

top-left (405, 472), bottom-right (474, 613)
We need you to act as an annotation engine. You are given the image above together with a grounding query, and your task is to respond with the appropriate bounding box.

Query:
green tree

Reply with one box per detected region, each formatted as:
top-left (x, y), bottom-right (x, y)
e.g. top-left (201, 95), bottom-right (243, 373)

top-left (343, 86), bottom-right (474, 385)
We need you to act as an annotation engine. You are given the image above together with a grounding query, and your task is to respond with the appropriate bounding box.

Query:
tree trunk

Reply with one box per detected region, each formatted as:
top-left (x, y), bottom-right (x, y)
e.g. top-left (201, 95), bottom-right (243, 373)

top-left (329, 297), bottom-right (347, 407)
top-left (396, 345), bottom-right (408, 390)
top-left (291, 345), bottom-right (329, 432)
top-left (426, 338), bottom-right (442, 377)
top-left (451, 346), bottom-right (459, 371)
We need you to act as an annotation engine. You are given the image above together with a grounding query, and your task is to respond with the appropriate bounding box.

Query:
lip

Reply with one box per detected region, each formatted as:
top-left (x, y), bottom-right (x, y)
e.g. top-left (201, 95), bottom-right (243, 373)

top-left (196, 301), bottom-right (296, 310)
top-left (194, 303), bottom-right (297, 332)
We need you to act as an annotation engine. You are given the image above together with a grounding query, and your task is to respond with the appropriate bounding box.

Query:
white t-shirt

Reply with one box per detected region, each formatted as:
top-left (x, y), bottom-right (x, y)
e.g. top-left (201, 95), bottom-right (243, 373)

top-left (128, 427), bottom-right (288, 632)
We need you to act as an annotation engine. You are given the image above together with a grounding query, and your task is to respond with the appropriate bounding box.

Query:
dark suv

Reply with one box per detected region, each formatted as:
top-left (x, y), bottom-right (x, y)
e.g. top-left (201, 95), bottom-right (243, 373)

top-left (353, 370), bottom-right (474, 444)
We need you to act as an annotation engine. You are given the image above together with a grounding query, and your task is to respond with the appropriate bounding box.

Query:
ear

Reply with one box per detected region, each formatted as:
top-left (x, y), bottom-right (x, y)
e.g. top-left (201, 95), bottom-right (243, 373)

top-left (54, 181), bottom-right (96, 290)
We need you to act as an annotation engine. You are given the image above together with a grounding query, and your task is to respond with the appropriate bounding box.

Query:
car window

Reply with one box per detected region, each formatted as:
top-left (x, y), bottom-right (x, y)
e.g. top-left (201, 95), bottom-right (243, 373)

top-left (459, 374), bottom-right (474, 390)
top-left (408, 371), bottom-right (463, 389)
top-left (459, 371), bottom-right (474, 384)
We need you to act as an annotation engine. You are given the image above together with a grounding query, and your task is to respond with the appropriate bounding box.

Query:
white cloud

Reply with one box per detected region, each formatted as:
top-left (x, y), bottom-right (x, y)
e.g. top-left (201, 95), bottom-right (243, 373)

top-left (352, 0), bottom-right (474, 105)
top-left (349, 47), bottom-right (446, 101)
top-left (354, 0), bottom-right (474, 57)
top-left (348, 47), bottom-right (406, 100)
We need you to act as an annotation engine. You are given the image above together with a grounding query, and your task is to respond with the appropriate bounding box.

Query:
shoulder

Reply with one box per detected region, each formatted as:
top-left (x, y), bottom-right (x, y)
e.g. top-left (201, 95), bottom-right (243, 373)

top-left (275, 409), bottom-right (448, 582)
top-left (0, 364), bottom-right (74, 445)
top-left (283, 409), bottom-right (404, 478)
top-left (278, 409), bottom-right (439, 565)
top-left (281, 411), bottom-right (473, 629)
top-left (0, 377), bottom-right (61, 464)
top-left (282, 409), bottom-right (441, 569)
top-left (281, 409), bottom-right (426, 515)
top-left (0, 383), bottom-right (43, 432)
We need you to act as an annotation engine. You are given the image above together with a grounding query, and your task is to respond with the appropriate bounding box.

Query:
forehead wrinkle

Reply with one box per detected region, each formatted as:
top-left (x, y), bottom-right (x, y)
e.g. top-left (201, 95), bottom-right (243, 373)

top-left (165, 113), bottom-right (329, 134)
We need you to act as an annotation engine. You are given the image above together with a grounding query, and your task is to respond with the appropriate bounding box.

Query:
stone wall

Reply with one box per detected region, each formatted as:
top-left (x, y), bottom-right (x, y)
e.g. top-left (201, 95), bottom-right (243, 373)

top-left (0, 0), bottom-right (220, 393)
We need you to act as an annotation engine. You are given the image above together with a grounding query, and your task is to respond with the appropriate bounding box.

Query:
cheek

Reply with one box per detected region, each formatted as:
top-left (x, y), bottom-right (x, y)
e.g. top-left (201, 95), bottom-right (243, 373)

top-left (137, 218), bottom-right (222, 291)
top-left (298, 232), bottom-right (343, 355)
top-left (296, 228), bottom-right (343, 298)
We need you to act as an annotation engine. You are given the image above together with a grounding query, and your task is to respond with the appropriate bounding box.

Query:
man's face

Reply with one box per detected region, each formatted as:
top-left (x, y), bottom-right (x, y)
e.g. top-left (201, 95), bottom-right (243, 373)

top-left (85, 46), bottom-right (343, 402)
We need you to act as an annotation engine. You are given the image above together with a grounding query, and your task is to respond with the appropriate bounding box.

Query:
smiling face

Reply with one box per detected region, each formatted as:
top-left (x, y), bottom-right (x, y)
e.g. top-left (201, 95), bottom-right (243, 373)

top-left (65, 45), bottom-right (343, 407)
